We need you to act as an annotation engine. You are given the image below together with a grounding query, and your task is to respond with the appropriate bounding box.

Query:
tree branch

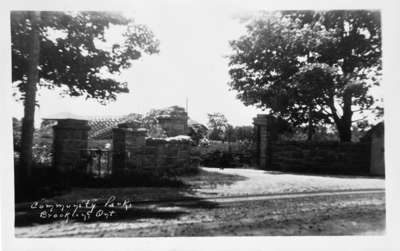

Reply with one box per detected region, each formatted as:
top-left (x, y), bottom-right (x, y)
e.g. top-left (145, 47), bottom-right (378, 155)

top-left (352, 116), bottom-right (368, 123)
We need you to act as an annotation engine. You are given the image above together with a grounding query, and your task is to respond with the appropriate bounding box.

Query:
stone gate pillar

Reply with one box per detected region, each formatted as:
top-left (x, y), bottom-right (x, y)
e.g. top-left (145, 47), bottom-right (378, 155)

top-left (253, 115), bottom-right (269, 169)
top-left (368, 122), bottom-right (385, 176)
top-left (112, 124), bottom-right (147, 174)
top-left (253, 114), bottom-right (280, 170)
top-left (53, 119), bottom-right (90, 172)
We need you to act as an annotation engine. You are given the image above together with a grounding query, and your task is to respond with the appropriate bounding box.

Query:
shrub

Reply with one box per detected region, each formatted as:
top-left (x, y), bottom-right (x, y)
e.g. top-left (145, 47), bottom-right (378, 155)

top-left (32, 144), bottom-right (52, 165)
top-left (196, 140), bottom-right (254, 168)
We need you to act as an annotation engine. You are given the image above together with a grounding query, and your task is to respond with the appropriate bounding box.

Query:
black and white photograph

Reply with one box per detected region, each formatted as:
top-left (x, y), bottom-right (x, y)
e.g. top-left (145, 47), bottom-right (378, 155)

top-left (1, 0), bottom-right (400, 250)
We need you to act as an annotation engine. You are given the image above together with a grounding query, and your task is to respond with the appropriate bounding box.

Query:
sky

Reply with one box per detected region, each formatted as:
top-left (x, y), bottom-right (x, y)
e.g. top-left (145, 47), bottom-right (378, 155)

top-left (10, 2), bottom-right (385, 128)
top-left (12, 4), bottom-right (267, 128)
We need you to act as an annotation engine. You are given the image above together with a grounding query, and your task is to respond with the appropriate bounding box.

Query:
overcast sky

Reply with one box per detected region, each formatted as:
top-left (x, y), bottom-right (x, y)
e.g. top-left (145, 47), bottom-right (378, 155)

top-left (12, 4), bottom-right (267, 127)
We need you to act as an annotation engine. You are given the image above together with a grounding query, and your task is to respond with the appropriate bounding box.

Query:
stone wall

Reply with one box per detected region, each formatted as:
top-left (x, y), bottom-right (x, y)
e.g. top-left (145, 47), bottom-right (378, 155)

top-left (269, 141), bottom-right (370, 174)
top-left (253, 114), bottom-right (378, 175)
top-left (52, 118), bottom-right (194, 176)
top-left (126, 137), bottom-right (193, 174)
top-left (112, 124), bottom-right (194, 175)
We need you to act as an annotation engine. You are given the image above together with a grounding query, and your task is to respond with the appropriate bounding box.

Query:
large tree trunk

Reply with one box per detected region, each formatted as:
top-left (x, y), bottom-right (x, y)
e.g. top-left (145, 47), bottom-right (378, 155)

top-left (337, 91), bottom-right (353, 142)
top-left (328, 88), bottom-right (353, 142)
top-left (19, 11), bottom-right (41, 178)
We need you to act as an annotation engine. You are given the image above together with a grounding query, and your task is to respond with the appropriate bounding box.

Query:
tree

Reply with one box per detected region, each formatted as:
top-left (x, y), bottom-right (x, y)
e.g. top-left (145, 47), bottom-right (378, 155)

top-left (188, 122), bottom-right (208, 145)
top-left (207, 113), bottom-right (229, 141)
top-left (228, 10), bottom-right (382, 142)
top-left (12, 117), bottom-right (22, 151)
top-left (291, 63), bottom-right (341, 140)
top-left (224, 124), bottom-right (235, 142)
top-left (12, 11), bottom-right (159, 178)
top-left (233, 126), bottom-right (254, 142)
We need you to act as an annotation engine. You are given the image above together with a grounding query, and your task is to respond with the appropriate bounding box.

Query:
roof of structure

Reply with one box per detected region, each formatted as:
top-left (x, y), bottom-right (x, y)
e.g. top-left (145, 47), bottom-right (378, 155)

top-left (88, 114), bottom-right (143, 139)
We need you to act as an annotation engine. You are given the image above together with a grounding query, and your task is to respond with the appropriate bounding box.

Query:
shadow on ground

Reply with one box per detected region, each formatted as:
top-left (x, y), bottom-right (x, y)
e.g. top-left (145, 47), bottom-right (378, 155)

top-left (15, 168), bottom-right (240, 228)
top-left (15, 193), bottom-right (220, 227)
top-left (15, 168), bottom-right (245, 227)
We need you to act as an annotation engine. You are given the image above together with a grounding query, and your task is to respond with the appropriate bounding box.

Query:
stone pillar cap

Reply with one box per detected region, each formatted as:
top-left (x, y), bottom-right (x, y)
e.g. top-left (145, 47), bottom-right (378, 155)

top-left (53, 119), bottom-right (90, 130)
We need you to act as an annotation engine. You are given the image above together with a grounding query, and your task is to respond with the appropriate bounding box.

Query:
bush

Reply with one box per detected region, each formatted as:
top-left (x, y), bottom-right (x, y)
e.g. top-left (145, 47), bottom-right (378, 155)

top-left (196, 140), bottom-right (254, 168)
top-left (32, 144), bottom-right (52, 165)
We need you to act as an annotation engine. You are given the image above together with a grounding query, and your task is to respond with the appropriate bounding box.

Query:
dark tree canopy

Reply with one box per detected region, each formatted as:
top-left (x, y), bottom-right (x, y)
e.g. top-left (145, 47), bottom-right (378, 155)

top-left (231, 126), bottom-right (254, 142)
top-left (228, 10), bottom-right (382, 141)
top-left (11, 11), bottom-right (159, 103)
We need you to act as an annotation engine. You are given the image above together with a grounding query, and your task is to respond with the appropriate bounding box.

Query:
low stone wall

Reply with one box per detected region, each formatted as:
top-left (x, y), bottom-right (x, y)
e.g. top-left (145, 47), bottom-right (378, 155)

top-left (269, 141), bottom-right (370, 174)
top-left (126, 137), bottom-right (193, 175)
top-left (112, 125), bottom-right (195, 175)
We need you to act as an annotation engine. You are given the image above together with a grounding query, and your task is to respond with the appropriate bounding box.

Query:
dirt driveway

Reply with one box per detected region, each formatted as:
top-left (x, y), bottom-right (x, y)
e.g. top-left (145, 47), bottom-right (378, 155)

top-left (194, 167), bottom-right (385, 197)
top-left (15, 167), bottom-right (385, 237)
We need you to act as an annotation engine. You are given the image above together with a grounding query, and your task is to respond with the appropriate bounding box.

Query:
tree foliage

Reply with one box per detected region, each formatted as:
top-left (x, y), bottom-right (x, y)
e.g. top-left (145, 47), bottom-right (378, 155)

top-left (11, 11), bottom-right (159, 103)
top-left (12, 117), bottom-right (22, 151)
top-left (188, 122), bottom-right (208, 145)
top-left (206, 113), bottom-right (254, 142)
top-left (228, 10), bottom-right (382, 141)
top-left (207, 113), bottom-right (229, 141)
top-left (232, 126), bottom-right (254, 142)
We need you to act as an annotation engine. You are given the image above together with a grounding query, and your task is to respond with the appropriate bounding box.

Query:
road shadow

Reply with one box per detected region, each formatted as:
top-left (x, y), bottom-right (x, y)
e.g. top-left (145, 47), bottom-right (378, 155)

top-left (15, 191), bottom-right (220, 227)
top-left (15, 168), bottom-right (250, 227)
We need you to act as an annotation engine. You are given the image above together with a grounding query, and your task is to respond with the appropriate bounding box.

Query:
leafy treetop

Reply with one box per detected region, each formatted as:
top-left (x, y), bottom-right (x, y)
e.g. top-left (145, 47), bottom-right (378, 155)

top-left (228, 10), bottom-right (382, 141)
top-left (11, 11), bottom-right (160, 104)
